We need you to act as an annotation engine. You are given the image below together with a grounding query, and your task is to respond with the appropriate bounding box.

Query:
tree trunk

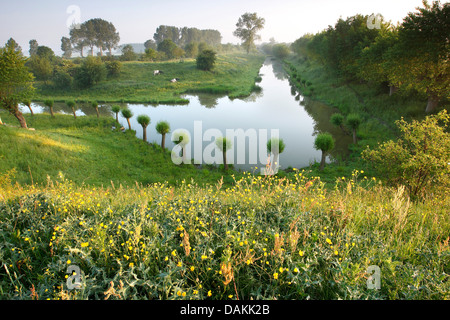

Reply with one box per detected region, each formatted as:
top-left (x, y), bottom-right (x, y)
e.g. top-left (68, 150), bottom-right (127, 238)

top-left (14, 109), bottom-right (28, 129)
top-left (72, 107), bottom-right (77, 119)
top-left (223, 150), bottom-right (228, 171)
top-left (319, 151), bottom-right (326, 171)
top-left (95, 107), bottom-right (99, 118)
top-left (425, 95), bottom-right (440, 113)
top-left (127, 118), bottom-right (131, 130)
top-left (389, 85), bottom-right (398, 96)
top-left (115, 112), bottom-right (119, 123)
top-left (50, 107), bottom-right (54, 117)
top-left (352, 129), bottom-right (357, 145)
top-left (27, 104), bottom-right (34, 116)
top-left (161, 133), bottom-right (166, 150)
top-left (142, 126), bottom-right (147, 142)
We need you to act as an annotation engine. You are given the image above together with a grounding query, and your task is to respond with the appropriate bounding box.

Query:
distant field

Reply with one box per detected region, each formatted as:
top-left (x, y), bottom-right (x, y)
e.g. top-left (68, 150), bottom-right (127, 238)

top-left (33, 53), bottom-right (265, 104)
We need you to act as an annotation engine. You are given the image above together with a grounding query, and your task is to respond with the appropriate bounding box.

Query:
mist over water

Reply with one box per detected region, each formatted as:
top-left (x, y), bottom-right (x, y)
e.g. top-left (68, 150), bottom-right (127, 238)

top-left (20, 58), bottom-right (352, 172)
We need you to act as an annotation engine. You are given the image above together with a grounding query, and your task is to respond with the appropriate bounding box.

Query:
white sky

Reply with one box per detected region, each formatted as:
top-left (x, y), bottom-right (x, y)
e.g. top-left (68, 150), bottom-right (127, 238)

top-left (0, 0), bottom-right (426, 55)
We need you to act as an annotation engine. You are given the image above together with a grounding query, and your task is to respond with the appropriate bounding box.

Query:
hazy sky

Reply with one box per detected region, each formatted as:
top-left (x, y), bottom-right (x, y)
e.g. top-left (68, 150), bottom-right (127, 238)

top-left (0, 0), bottom-right (425, 55)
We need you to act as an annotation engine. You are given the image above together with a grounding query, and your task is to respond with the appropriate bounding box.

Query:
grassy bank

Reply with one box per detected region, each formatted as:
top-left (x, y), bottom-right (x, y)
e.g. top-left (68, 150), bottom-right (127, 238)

top-left (1, 169), bottom-right (448, 300)
top-left (0, 113), bottom-right (235, 187)
top-left (32, 53), bottom-right (265, 104)
top-left (283, 55), bottom-right (450, 149)
top-left (281, 54), bottom-right (450, 184)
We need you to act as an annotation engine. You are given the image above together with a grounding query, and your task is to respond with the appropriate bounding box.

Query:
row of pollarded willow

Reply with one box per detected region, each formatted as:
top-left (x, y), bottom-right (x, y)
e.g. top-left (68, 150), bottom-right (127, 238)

top-left (110, 106), bottom-right (171, 150)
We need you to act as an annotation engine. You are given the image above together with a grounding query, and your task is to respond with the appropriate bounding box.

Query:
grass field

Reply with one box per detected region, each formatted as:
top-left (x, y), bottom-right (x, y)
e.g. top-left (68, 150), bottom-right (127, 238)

top-left (33, 53), bottom-right (265, 104)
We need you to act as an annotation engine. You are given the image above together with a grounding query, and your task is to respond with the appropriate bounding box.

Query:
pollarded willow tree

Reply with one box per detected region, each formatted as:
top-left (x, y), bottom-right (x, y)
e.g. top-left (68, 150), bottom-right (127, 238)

top-left (314, 133), bottom-right (335, 171)
top-left (156, 121), bottom-right (171, 150)
top-left (215, 136), bottom-right (233, 171)
top-left (233, 12), bottom-right (265, 53)
top-left (137, 114), bottom-right (151, 142)
top-left (66, 100), bottom-right (76, 119)
top-left (111, 105), bottom-right (121, 123)
top-left (121, 108), bottom-right (133, 130)
top-left (0, 41), bottom-right (35, 128)
top-left (267, 137), bottom-right (286, 174)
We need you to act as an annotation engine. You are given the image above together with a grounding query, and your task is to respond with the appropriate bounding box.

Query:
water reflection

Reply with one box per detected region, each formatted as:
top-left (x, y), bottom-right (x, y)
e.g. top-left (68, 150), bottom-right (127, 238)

top-left (19, 58), bottom-right (351, 171)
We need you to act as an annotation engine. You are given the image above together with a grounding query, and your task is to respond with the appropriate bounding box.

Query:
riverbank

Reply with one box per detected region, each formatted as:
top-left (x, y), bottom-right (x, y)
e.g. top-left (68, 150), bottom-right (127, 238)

top-left (32, 53), bottom-right (265, 105)
top-left (281, 54), bottom-right (450, 183)
top-left (283, 55), bottom-right (449, 146)
top-left (0, 113), bottom-right (236, 187)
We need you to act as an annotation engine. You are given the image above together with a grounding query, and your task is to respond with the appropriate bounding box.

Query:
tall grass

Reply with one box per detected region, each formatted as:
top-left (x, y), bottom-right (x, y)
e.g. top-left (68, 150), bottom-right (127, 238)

top-left (1, 169), bottom-right (448, 300)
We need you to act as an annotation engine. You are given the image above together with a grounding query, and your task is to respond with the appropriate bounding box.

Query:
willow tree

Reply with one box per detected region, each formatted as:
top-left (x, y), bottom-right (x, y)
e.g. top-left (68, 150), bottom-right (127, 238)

top-left (44, 99), bottom-right (54, 118)
top-left (92, 101), bottom-right (99, 118)
top-left (23, 99), bottom-right (33, 116)
top-left (121, 108), bottom-right (133, 130)
top-left (267, 137), bottom-right (285, 174)
top-left (111, 105), bottom-right (121, 123)
top-left (0, 41), bottom-right (35, 128)
top-left (215, 136), bottom-right (233, 171)
top-left (314, 133), bottom-right (335, 171)
top-left (233, 12), bottom-right (265, 53)
top-left (137, 114), bottom-right (151, 142)
top-left (66, 100), bottom-right (76, 119)
top-left (156, 120), bottom-right (171, 150)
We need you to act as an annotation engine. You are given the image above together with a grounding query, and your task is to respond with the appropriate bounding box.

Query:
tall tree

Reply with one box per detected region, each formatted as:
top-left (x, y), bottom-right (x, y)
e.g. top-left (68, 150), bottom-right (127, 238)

top-left (154, 25), bottom-right (180, 45)
top-left (144, 39), bottom-right (156, 50)
top-left (29, 39), bottom-right (38, 56)
top-left (157, 39), bottom-right (179, 60)
top-left (0, 41), bottom-right (34, 128)
top-left (69, 18), bottom-right (120, 57)
top-left (385, 0), bottom-right (449, 113)
top-left (233, 13), bottom-right (265, 53)
top-left (6, 38), bottom-right (21, 53)
top-left (61, 37), bottom-right (73, 58)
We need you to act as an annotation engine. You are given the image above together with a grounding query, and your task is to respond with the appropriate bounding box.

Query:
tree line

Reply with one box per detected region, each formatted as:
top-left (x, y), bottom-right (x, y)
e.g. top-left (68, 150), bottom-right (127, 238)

top-left (290, 0), bottom-right (449, 113)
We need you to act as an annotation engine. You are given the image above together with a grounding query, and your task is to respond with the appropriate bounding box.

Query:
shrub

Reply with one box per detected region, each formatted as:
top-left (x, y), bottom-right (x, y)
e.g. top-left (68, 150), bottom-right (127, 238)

top-left (74, 56), bottom-right (106, 88)
top-left (362, 110), bottom-right (450, 198)
top-left (196, 50), bottom-right (217, 71)
top-left (105, 60), bottom-right (122, 78)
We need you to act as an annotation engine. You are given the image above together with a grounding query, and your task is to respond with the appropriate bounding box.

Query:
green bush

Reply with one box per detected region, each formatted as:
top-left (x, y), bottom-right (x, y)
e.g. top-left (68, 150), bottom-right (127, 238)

top-left (362, 110), bottom-right (450, 198)
top-left (196, 50), bottom-right (217, 71)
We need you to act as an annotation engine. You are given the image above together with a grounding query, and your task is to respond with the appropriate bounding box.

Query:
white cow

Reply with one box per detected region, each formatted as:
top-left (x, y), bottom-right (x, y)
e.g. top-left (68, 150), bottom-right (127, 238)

top-left (154, 70), bottom-right (163, 76)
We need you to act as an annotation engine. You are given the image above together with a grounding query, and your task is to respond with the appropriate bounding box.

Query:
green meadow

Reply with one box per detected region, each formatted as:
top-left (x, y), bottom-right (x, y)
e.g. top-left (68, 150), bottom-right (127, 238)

top-left (33, 53), bottom-right (265, 104)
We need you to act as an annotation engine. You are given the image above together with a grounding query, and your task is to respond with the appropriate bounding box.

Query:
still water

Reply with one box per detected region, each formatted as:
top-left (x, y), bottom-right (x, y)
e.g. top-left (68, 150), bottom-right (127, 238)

top-left (19, 58), bottom-right (351, 172)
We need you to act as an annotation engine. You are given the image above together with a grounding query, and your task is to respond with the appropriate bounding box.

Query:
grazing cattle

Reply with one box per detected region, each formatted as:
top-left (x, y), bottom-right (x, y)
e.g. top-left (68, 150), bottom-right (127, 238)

top-left (170, 78), bottom-right (180, 83)
top-left (154, 70), bottom-right (163, 76)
